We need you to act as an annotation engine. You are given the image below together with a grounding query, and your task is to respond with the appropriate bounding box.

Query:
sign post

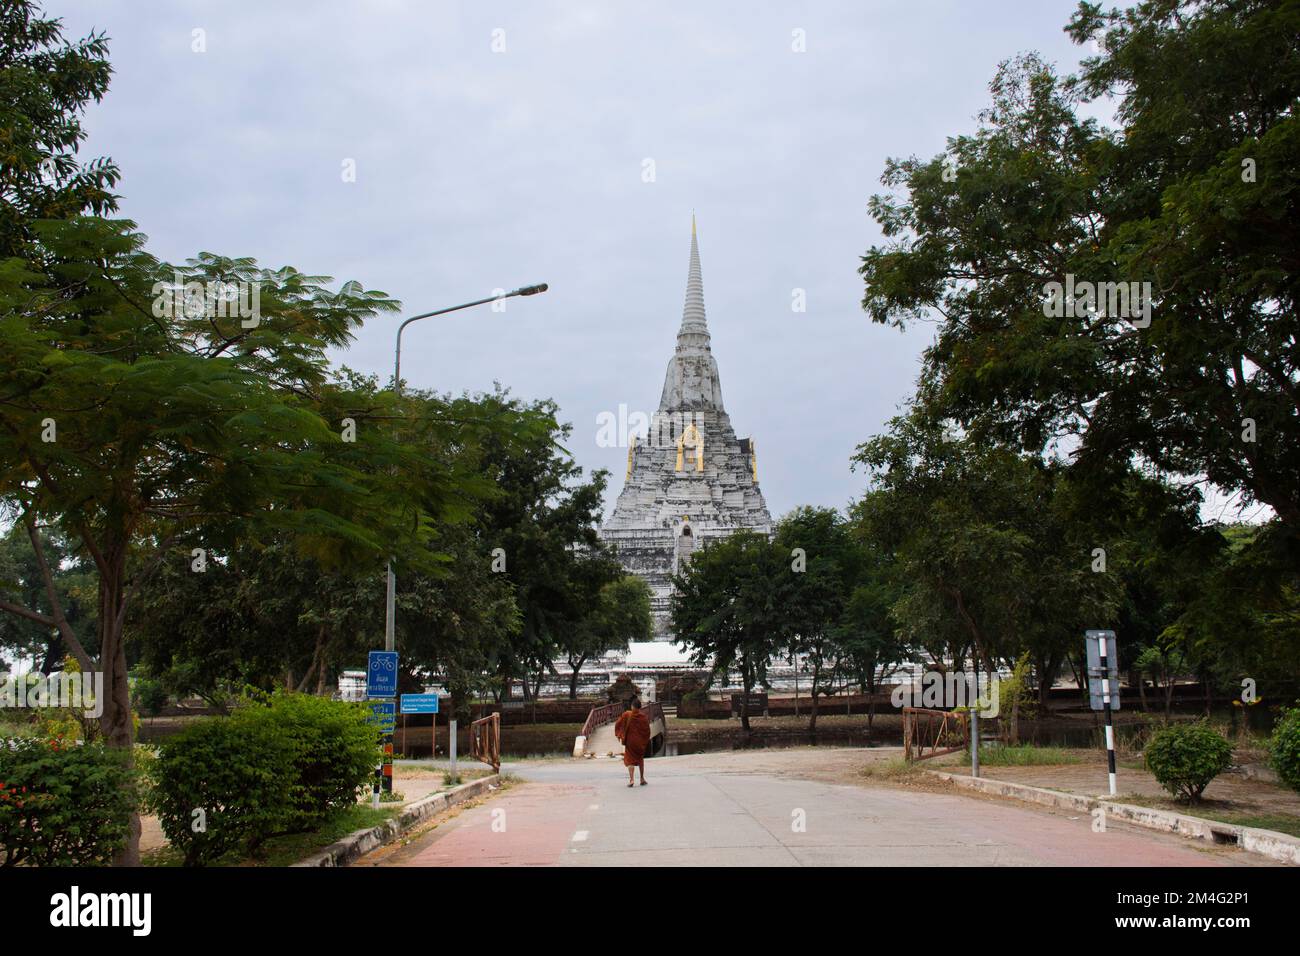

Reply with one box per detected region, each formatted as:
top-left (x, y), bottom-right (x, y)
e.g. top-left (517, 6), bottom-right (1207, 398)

top-left (400, 693), bottom-right (440, 764)
top-left (1085, 630), bottom-right (1120, 796)
top-left (368, 651), bottom-right (399, 795)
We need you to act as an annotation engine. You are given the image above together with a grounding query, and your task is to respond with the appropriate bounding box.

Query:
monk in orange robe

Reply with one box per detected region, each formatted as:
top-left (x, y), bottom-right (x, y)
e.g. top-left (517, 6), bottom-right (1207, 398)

top-left (614, 700), bottom-right (652, 787)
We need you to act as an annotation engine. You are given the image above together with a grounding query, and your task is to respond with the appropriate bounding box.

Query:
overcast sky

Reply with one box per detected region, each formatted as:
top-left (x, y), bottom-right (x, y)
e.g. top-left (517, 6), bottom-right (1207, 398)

top-left (60, 0), bottom-right (1102, 521)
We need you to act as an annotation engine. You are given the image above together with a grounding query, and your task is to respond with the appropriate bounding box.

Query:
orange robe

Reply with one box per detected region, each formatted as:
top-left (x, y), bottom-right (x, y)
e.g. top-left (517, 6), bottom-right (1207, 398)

top-left (614, 709), bottom-right (652, 767)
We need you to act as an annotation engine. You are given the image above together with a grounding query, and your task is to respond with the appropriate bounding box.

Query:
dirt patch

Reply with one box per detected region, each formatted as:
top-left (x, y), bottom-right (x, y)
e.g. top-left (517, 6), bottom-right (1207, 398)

top-left (977, 758), bottom-right (1300, 816)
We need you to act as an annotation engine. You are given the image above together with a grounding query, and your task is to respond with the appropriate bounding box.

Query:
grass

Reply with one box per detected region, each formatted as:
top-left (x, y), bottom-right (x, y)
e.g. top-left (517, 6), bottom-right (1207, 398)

top-left (1111, 794), bottom-right (1300, 838)
top-left (971, 744), bottom-right (1084, 766)
top-left (859, 757), bottom-right (920, 780)
top-left (142, 803), bottom-right (401, 867)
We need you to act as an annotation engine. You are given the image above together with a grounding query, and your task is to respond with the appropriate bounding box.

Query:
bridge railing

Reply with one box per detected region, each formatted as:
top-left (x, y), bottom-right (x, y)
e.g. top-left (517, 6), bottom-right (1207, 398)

top-left (579, 703), bottom-right (620, 740)
top-left (470, 712), bottom-right (501, 773)
top-left (902, 706), bottom-right (968, 762)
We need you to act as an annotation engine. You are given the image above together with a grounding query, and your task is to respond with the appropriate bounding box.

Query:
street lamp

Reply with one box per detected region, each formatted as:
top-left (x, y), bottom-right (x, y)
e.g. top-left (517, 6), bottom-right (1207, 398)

top-left (385, 283), bottom-right (548, 653)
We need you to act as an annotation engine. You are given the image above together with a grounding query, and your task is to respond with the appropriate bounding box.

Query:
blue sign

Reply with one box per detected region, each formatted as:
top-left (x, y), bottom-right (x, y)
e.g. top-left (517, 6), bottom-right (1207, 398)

top-left (400, 693), bottom-right (440, 715)
top-left (366, 700), bottom-right (396, 734)
top-left (367, 650), bottom-right (399, 699)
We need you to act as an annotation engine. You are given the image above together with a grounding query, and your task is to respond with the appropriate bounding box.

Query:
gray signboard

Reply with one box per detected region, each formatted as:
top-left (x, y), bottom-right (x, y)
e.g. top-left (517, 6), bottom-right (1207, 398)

top-left (1084, 629), bottom-right (1121, 711)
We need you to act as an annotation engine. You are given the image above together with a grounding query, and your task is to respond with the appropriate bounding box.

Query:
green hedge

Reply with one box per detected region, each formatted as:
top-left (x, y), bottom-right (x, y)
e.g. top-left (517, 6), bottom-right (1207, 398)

top-left (1144, 721), bottom-right (1233, 803)
top-left (149, 693), bottom-right (380, 866)
top-left (1270, 705), bottom-right (1300, 793)
top-left (0, 737), bottom-right (136, 866)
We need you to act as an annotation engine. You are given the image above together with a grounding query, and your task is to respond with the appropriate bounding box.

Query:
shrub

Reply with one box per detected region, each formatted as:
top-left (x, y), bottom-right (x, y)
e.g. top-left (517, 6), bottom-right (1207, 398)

top-left (0, 737), bottom-right (136, 866)
top-left (1144, 721), bottom-right (1233, 803)
top-left (132, 677), bottom-right (169, 718)
top-left (1270, 705), bottom-right (1300, 793)
top-left (272, 693), bottom-right (381, 828)
top-left (149, 693), bottom-right (380, 865)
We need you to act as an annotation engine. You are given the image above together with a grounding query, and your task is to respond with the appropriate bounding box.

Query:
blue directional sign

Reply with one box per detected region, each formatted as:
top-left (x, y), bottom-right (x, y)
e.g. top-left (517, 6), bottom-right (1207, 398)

top-left (367, 650), bottom-right (399, 699)
top-left (366, 700), bottom-right (396, 734)
top-left (400, 693), bottom-right (440, 715)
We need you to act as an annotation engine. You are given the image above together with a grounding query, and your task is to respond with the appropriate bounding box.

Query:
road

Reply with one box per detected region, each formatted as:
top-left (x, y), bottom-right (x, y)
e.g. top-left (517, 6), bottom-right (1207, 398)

top-left (361, 748), bottom-right (1273, 867)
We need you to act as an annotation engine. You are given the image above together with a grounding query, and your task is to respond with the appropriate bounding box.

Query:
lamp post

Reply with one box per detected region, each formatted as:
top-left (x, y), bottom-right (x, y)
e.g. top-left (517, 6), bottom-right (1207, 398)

top-left (385, 282), bottom-right (548, 654)
top-left (375, 283), bottom-right (546, 792)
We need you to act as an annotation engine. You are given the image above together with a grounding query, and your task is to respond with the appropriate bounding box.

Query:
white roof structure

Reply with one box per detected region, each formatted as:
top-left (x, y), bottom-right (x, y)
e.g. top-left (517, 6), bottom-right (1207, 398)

top-left (621, 641), bottom-right (698, 668)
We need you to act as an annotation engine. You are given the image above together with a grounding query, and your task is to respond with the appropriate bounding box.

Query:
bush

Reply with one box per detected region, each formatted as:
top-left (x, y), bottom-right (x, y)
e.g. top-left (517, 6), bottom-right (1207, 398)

top-left (0, 737), bottom-right (136, 866)
top-left (272, 693), bottom-right (381, 827)
top-left (149, 693), bottom-right (380, 865)
top-left (1270, 705), bottom-right (1300, 793)
top-left (1144, 721), bottom-right (1233, 803)
top-left (132, 677), bottom-right (169, 718)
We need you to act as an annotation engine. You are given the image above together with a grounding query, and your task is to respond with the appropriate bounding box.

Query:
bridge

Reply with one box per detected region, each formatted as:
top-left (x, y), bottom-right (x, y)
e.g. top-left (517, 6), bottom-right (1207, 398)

top-left (572, 702), bottom-right (668, 759)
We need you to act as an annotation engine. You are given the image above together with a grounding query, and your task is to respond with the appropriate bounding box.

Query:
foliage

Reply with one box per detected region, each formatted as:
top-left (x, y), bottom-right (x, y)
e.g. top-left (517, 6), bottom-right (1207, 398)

top-left (1144, 721), bottom-right (1233, 803)
top-left (671, 529), bottom-right (793, 730)
top-left (854, 411), bottom-right (1119, 675)
top-left (148, 693), bottom-right (379, 866)
top-left (1270, 705), bottom-right (1300, 794)
top-left (131, 675), bottom-right (168, 718)
top-left (0, 736), bottom-right (135, 866)
top-left (858, 0), bottom-right (1300, 692)
top-left (559, 572), bottom-right (653, 698)
top-left (0, 526), bottom-right (96, 671)
top-left (861, 1), bottom-right (1300, 535)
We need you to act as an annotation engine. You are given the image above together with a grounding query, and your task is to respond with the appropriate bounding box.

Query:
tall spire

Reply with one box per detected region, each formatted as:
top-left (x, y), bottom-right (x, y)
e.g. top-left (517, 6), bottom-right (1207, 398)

top-left (677, 214), bottom-right (710, 352)
top-left (659, 215), bottom-right (725, 411)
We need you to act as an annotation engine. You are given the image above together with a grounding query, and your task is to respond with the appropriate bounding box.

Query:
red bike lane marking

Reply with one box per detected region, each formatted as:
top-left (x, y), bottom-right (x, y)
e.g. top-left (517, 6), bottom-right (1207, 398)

top-left (396, 782), bottom-right (595, 867)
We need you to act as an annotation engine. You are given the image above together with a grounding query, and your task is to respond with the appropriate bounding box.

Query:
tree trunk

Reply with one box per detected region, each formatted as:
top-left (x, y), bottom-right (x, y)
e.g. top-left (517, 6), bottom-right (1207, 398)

top-left (792, 649), bottom-right (799, 718)
top-left (98, 544), bottom-right (140, 866)
top-left (740, 656), bottom-right (752, 733)
top-left (1134, 667), bottom-right (1148, 712)
top-left (808, 661), bottom-right (821, 734)
top-left (568, 654), bottom-right (587, 700)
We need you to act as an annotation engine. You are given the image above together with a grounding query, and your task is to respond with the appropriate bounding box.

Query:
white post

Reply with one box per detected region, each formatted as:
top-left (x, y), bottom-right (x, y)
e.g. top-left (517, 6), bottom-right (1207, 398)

top-left (449, 717), bottom-right (458, 779)
top-left (1099, 635), bottom-right (1117, 796)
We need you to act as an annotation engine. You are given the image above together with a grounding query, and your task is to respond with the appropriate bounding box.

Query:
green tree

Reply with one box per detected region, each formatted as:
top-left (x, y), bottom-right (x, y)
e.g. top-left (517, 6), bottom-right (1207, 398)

top-left (0, 1), bottom-right (117, 261)
top-left (774, 506), bottom-right (855, 732)
top-left (838, 511), bottom-right (907, 740)
top-left (861, 2), bottom-right (1300, 535)
top-left (671, 530), bottom-right (792, 732)
top-left (469, 394), bottom-right (612, 701)
top-left (855, 412), bottom-right (1120, 681)
top-left (561, 573), bottom-right (652, 700)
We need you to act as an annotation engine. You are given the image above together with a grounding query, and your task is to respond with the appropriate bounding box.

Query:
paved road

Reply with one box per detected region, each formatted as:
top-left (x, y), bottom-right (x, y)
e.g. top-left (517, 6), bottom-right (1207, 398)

top-left (363, 750), bottom-right (1271, 867)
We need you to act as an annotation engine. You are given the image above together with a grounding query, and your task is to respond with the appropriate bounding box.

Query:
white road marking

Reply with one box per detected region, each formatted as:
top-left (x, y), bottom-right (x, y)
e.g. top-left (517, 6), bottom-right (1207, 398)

top-left (572, 830), bottom-right (589, 842)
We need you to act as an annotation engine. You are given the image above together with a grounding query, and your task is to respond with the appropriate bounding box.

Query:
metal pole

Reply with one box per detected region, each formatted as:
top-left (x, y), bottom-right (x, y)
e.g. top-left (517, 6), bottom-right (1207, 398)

top-left (449, 717), bottom-right (458, 780)
top-left (1099, 634), bottom-right (1117, 796)
top-left (384, 284), bottom-right (546, 652)
top-left (381, 283), bottom-right (547, 790)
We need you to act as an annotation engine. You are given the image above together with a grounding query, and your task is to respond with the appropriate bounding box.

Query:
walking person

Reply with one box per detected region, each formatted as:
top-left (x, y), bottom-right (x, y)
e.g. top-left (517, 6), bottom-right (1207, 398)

top-left (614, 699), bottom-right (651, 787)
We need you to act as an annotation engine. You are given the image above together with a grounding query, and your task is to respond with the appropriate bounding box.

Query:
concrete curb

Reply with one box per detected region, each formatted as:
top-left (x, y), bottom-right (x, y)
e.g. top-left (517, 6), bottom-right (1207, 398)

top-left (292, 774), bottom-right (501, 867)
top-left (926, 770), bottom-right (1300, 866)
